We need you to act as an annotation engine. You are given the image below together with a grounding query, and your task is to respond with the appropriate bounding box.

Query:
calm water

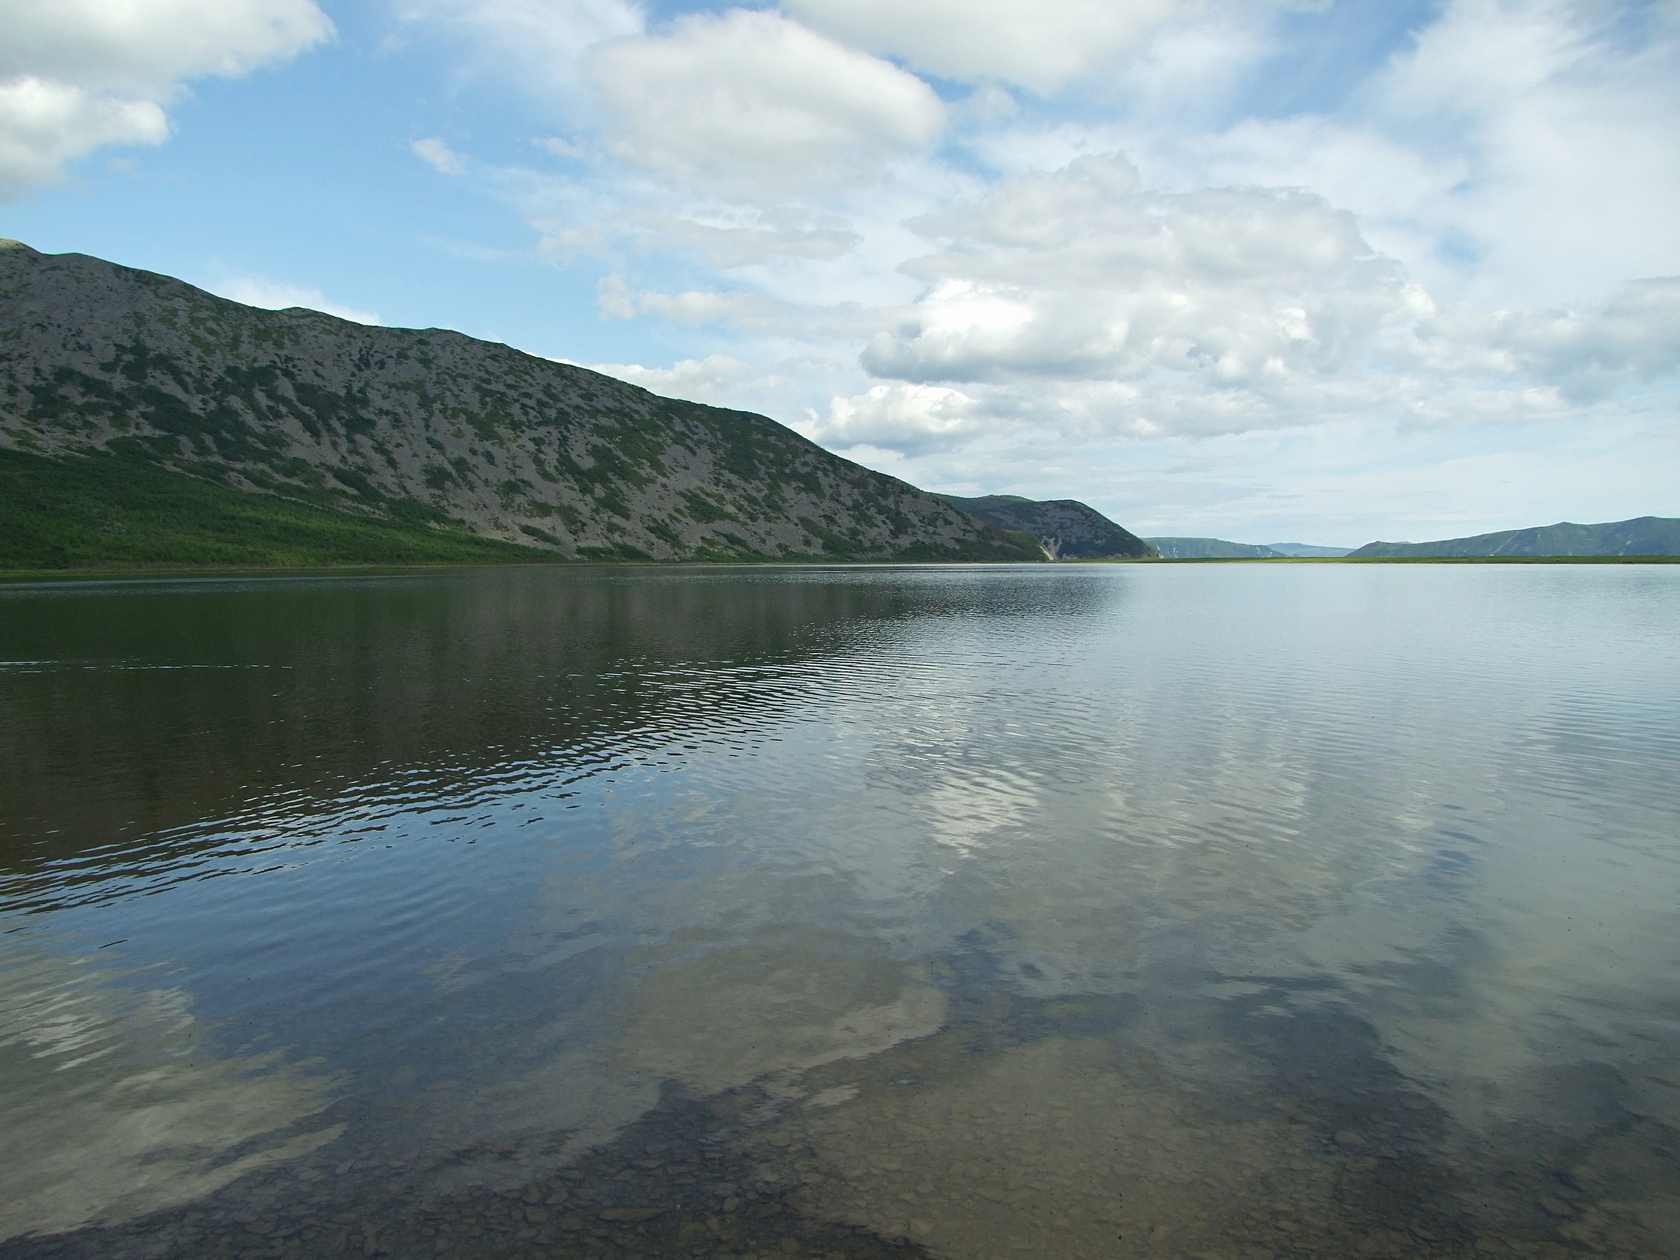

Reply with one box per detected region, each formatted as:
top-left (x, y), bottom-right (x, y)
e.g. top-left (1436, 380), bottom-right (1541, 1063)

top-left (2, 564), bottom-right (1678, 1260)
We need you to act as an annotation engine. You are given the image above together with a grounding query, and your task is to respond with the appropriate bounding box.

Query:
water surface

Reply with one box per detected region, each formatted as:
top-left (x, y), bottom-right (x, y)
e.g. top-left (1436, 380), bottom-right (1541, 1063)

top-left (3, 563), bottom-right (1678, 1259)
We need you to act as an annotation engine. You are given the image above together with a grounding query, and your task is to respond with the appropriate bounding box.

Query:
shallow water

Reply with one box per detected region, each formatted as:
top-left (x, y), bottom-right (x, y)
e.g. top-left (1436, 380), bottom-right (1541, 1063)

top-left (2, 563), bottom-right (1678, 1260)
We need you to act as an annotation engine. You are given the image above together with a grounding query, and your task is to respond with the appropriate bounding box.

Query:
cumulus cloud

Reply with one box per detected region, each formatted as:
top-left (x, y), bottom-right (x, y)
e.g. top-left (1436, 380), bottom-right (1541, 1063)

top-left (0, 78), bottom-right (167, 200)
top-left (0, 0), bottom-right (330, 198)
top-left (0, 0), bottom-right (331, 91)
top-left (798, 383), bottom-right (992, 454)
top-left (382, 0), bottom-right (1680, 540)
top-left (213, 276), bottom-right (381, 325)
top-left (812, 149), bottom-right (1680, 446)
top-left (1179, 116), bottom-right (1468, 269)
top-left (863, 154), bottom-right (1425, 395)
top-left (586, 9), bottom-right (945, 196)
top-left (782, 0), bottom-right (1198, 94)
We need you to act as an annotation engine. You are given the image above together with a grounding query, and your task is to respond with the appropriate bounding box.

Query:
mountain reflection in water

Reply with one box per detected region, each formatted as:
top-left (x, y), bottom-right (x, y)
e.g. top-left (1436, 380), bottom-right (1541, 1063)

top-left (1, 563), bottom-right (1677, 1259)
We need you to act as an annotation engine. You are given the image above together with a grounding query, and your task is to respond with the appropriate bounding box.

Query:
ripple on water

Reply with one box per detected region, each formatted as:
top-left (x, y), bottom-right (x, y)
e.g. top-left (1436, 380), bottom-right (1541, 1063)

top-left (1, 563), bottom-right (1678, 1258)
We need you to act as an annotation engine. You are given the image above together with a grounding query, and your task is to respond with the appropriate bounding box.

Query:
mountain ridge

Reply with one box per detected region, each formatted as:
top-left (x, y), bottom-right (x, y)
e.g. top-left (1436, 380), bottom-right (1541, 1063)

top-left (0, 241), bottom-right (1041, 567)
top-left (1145, 537), bottom-right (1285, 559)
top-left (1350, 517), bottom-right (1680, 558)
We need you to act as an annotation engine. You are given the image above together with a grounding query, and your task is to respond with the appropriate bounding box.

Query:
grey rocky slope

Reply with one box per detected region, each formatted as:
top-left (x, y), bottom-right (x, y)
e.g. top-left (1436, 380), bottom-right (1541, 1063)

top-left (0, 241), bottom-right (1039, 563)
top-left (1350, 517), bottom-right (1680, 557)
top-left (936, 494), bottom-right (1156, 559)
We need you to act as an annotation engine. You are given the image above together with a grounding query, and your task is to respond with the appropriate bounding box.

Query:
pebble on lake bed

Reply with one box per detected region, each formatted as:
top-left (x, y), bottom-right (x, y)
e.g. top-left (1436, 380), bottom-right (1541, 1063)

top-left (760, 1032), bottom-right (1347, 1260)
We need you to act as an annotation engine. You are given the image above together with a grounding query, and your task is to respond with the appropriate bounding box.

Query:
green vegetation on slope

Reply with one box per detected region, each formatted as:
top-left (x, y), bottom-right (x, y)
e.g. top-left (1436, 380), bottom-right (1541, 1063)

top-left (0, 448), bottom-right (554, 570)
top-left (0, 242), bottom-right (1042, 567)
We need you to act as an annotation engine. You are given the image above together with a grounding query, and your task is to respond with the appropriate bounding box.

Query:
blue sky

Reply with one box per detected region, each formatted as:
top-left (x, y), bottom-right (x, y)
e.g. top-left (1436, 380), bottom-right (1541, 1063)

top-left (3, 0), bottom-right (1677, 545)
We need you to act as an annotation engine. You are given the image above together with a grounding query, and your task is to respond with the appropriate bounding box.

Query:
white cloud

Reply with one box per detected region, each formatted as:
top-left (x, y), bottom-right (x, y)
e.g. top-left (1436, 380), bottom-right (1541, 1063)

top-left (1179, 116), bottom-right (1468, 270)
top-left (213, 276), bottom-right (382, 325)
top-left (0, 0), bottom-right (330, 199)
top-left (596, 274), bottom-right (781, 328)
top-left (1378, 0), bottom-right (1680, 307)
top-left (0, 77), bottom-right (166, 200)
top-left (754, 148), bottom-right (1680, 451)
top-left (373, 0), bottom-right (1680, 538)
top-left (589, 354), bottom-right (752, 405)
top-left (798, 383), bottom-right (991, 453)
top-left (782, 0), bottom-right (1199, 94)
top-left (632, 211), bottom-right (861, 268)
top-left (1158, 0), bottom-right (1680, 309)
top-left (0, 0), bottom-right (331, 91)
top-left (412, 136), bottom-right (466, 175)
top-left (399, 0), bottom-right (641, 102)
top-left (586, 9), bottom-right (945, 196)
top-left (534, 135), bottom-right (587, 159)
top-left (863, 154), bottom-right (1424, 399)
top-left (1416, 278), bottom-right (1680, 402)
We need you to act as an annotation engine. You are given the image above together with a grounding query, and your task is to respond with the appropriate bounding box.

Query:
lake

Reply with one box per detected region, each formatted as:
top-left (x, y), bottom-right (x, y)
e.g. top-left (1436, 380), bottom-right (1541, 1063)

top-left (2, 563), bottom-right (1678, 1260)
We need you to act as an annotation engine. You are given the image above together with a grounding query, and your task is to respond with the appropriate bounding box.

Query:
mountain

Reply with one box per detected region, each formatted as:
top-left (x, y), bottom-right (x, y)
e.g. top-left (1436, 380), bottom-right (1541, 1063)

top-left (1264, 543), bottom-right (1353, 558)
top-left (0, 241), bottom-right (1041, 569)
top-left (1349, 517), bottom-right (1680, 558)
top-left (935, 495), bottom-right (1156, 558)
top-left (1146, 538), bottom-right (1285, 559)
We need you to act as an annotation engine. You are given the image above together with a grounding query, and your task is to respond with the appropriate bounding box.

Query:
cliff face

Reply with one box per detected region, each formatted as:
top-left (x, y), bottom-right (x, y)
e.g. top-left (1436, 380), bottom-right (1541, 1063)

top-left (937, 495), bottom-right (1155, 559)
top-left (0, 242), bottom-right (1040, 564)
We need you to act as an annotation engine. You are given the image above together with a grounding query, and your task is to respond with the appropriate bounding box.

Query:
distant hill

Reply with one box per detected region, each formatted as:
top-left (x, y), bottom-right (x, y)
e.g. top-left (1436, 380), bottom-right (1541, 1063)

top-left (937, 495), bottom-right (1156, 559)
top-left (1350, 517), bottom-right (1680, 558)
top-left (1265, 543), bottom-right (1353, 558)
top-left (1146, 538), bottom-right (1284, 559)
top-left (0, 241), bottom-right (1041, 569)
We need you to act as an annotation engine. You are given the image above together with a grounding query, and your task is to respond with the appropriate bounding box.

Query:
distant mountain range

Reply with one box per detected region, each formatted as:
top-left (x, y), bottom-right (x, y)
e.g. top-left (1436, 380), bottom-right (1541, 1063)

top-left (1150, 522), bottom-right (1679, 560)
top-left (938, 495), bottom-right (1157, 558)
top-left (0, 241), bottom-right (1042, 569)
top-left (1264, 542), bottom-right (1355, 558)
top-left (1145, 537), bottom-right (1286, 559)
top-left (1350, 517), bottom-right (1680, 557)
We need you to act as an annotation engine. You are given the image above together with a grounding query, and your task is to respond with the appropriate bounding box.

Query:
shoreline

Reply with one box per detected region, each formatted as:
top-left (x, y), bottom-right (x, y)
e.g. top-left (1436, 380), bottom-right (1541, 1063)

top-left (4, 553), bottom-right (1679, 583)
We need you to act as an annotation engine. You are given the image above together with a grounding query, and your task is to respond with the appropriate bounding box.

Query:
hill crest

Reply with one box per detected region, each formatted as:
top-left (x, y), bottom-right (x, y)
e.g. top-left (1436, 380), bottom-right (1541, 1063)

top-left (0, 243), bottom-right (1040, 566)
top-left (1349, 517), bottom-right (1680, 558)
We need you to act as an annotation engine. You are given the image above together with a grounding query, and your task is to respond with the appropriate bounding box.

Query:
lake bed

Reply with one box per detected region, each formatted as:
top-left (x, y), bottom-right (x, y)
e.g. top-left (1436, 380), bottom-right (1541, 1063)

top-left (3, 563), bottom-right (1678, 1259)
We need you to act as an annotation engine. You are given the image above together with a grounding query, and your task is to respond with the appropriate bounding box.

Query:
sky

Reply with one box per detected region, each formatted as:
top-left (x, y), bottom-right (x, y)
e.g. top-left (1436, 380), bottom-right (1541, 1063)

top-left (2, 0), bottom-right (1677, 545)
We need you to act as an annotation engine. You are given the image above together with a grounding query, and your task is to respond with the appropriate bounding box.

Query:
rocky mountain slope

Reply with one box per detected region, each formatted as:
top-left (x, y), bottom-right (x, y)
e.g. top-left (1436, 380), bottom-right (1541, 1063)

top-left (937, 495), bottom-right (1156, 559)
top-left (0, 241), bottom-right (1040, 565)
top-left (1350, 517), bottom-right (1680, 558)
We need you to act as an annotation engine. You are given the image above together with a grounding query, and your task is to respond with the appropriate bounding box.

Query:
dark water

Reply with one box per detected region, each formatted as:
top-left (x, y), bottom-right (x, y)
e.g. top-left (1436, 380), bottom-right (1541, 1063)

top-left (3, 564), bottom-right (1679, 1260)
